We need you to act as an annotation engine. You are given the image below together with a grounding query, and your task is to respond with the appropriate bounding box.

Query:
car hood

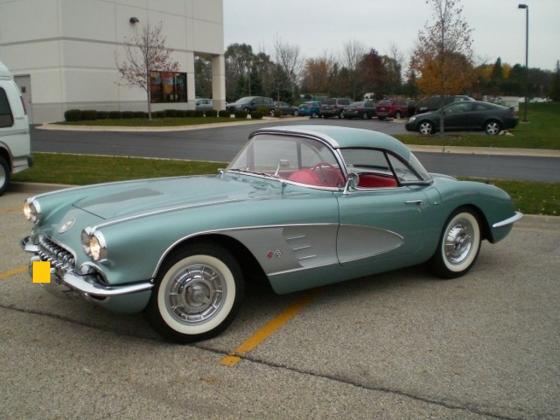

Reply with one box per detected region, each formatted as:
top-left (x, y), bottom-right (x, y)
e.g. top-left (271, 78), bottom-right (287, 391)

top-left (71, 175), bottom-right (272, 220)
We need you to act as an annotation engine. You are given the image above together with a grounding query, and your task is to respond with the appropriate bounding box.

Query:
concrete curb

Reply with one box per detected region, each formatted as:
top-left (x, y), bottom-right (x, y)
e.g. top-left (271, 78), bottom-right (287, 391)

top-left (36, 117), bottom-right (310, 133)
top-left (408, 144), bottom-right (560, 158)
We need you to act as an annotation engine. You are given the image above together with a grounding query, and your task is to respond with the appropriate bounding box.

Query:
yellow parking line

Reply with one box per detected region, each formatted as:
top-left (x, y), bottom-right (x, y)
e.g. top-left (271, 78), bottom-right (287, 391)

top-left (220, 292), bottom-right (315, 367)
top-left (0, 265), bottom-right (27, 281)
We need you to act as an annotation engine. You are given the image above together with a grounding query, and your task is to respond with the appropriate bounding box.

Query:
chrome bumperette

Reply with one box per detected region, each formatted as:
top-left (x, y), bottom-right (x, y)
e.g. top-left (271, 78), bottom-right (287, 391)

top-left (492, 212), bottom-right (523, 228)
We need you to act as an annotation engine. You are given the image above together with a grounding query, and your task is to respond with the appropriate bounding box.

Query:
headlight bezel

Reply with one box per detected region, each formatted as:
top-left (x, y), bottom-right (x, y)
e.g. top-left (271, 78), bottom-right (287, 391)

top-left (81, 227), bottom-right (108, 262)
top-left (23, 198), bottom-right (41, 223)
top-left (408, 116), bottom-right (417, 123)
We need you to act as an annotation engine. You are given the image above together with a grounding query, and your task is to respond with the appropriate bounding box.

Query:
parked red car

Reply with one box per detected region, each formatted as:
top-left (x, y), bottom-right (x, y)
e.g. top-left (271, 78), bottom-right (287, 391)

top-left (375, 100), bottom-right (409, 120)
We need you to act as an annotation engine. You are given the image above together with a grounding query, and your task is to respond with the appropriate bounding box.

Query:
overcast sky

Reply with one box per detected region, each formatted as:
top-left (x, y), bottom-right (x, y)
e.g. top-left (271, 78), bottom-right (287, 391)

top-left (224, 0), bottom-right (559, 71)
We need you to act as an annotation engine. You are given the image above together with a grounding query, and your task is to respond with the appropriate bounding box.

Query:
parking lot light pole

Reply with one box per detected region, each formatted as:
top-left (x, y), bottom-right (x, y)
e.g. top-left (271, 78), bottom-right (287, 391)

top-left (518, 3), bottom-right (529, 122)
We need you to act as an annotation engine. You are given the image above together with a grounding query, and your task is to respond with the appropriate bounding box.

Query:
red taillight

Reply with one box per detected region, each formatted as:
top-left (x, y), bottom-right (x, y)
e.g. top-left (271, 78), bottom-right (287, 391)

top-left (20, 96), bottom-right (27, 115)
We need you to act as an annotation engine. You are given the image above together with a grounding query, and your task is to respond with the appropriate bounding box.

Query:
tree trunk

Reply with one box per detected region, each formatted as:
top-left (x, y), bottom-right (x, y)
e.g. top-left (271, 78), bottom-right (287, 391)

top-left (147, 75), bottom-right (152, 120)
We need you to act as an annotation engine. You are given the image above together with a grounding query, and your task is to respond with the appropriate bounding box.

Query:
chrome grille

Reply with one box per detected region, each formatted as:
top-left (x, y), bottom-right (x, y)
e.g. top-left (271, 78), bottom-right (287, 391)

top-left (37, 236), bottom-right (76, 270)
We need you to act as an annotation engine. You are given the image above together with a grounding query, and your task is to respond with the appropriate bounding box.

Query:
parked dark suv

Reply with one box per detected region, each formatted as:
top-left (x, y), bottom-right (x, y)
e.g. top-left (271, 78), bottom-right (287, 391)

top-left (226, 96), bottom-right (274, 113)
top-left (320, 98), bottom-right (351, 118)
top-left (375, 99), bottom-right (409, 120)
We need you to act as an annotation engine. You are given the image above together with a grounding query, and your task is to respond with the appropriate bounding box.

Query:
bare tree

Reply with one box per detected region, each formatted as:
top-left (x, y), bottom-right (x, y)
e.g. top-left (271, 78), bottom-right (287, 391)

top-left (274, 37), bottom-right (303, 100)
top-left (411, 0), bottom-right (474, 134)
top-left (116, 22), bottom-right (179, 119)
top-left (342, 40), bottom-right (366, 99)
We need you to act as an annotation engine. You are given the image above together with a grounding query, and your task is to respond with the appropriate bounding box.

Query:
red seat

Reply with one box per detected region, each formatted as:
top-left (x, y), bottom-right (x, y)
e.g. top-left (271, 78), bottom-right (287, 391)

top-left (358, 174), bottom-right (398, 188)
top-left (287, 169), bottom-right (323, 186)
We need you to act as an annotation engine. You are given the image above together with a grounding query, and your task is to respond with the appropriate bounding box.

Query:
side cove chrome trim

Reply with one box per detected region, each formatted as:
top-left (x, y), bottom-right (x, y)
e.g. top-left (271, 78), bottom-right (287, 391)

top-left (151, 223), bottom-right (337, 279)
top-left (492, 211), bottom-right (523, 228)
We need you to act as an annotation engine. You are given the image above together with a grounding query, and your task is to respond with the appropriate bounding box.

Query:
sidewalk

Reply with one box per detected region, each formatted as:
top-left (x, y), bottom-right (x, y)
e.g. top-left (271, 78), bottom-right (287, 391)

top-left (37, 116), bottom-right (309, 133)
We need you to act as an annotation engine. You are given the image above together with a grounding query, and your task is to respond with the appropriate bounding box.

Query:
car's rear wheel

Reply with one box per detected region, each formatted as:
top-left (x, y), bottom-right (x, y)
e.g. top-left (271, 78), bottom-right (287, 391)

top-left (378, 116), bottom-right (386, 121)
top-left (146, 243), bottom-right (244, 343)
top-left (0, 156), bottom-right (10, 196)
top-left (485, 120), bottom-right (501, 135)
top-left (362, 112), bottom-right (369, 120)
top-left (430, 209), bottom-right (482, 279)
top-left (312, 112), bottom-right (318, 118)
top-left (395, 111), bottom-right (402, 119)
top-left (418, 121), bottom-right (434, 135)
top-left (294, 110), bottom-right (299, 116)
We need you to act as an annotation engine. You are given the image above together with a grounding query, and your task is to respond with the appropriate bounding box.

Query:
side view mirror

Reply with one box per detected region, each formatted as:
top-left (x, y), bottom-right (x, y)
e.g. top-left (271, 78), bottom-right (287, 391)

top-left (343, 172), bottom-right (359, 194)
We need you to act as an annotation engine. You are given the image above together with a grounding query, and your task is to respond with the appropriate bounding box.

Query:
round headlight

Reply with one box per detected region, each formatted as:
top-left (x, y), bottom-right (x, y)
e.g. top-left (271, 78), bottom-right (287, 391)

top-left (82, 228), bottom-right (107, 262)
top-left (23, 199), bottom-right (40, 223)
top-left (408, 116), bottom-right (417, 123)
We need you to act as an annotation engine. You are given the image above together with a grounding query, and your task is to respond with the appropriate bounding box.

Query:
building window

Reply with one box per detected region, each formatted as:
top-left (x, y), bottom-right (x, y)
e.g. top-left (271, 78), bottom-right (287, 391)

top-left (150, 71), bottom-right (187, 103)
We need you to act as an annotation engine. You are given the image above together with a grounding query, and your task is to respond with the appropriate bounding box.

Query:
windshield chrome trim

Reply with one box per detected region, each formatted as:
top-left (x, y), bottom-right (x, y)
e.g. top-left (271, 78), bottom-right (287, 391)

top-left (224, 170), bottom-right (343, 192)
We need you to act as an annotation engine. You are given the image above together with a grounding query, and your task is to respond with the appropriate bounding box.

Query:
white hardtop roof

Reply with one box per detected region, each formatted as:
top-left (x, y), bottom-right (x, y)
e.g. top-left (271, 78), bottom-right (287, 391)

top-left (0, 61), bottom-right (12, 80)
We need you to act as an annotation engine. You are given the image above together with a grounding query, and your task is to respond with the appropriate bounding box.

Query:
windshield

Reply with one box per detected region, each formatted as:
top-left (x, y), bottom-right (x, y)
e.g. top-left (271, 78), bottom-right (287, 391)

top-left (228, 135), bottom-right (345, 188)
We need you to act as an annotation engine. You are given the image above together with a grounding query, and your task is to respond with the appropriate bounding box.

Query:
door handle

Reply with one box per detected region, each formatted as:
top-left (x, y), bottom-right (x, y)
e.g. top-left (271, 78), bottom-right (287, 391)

top-left (405, 200), bottom-right (423, 205)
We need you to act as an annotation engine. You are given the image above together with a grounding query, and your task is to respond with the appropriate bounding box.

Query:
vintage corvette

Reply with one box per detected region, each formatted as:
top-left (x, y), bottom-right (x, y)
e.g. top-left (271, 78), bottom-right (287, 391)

top-left (21, 126), bottom-right (522, 342)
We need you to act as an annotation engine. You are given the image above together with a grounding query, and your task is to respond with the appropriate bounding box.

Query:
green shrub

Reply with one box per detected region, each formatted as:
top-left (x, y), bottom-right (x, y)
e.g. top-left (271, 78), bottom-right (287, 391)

top-left (164, 109), bottom-right (178, 117)
top-left (64, 109), bottom-right (82, 122)
top-left (121, 111), bottom-right (136, 119)
top-left (109, 111), bottom-right (122, 119)
top-left (175, 110), bottom-right (188, 117)
top-left (133, 111), bottom-right (147, 118)
top-left (96, 111), bottom-right (109, 120)
top-left (218, 110), bottom-right (230, 118)
top-left (81, 110), bottom-right (98, 121)
top-left (256, 107), bottom-right (270, 115)
top-left (251, 111), bottom-right (265, 120)
top-left (234, 111), bottom-right (248, 119)
top-left (151, 111), bottom-right (166, 118)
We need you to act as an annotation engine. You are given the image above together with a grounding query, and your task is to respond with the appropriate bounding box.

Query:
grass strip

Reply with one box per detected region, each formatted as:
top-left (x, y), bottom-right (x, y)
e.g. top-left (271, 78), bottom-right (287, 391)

top-left (396, 102), bottom-right (560, 150)
top-left (12, 153), bottom-right (224, 185)
top-left (12, 153), bottom-right (559, 216)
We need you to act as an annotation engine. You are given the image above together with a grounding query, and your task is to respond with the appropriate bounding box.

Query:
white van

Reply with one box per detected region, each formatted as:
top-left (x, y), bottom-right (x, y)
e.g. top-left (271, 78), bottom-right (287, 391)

top-left (0, 61), bottom-right (31, 195)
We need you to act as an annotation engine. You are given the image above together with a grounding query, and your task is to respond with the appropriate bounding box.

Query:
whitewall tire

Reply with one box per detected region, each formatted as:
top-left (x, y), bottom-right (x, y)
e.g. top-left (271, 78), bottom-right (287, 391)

top-left (430, 210), bottom-right (482, 279)
top-left (146, 243), bottom-right (244, 343)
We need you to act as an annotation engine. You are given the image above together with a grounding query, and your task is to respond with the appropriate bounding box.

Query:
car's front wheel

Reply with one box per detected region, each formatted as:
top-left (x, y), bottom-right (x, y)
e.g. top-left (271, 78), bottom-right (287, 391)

top-left (0, 156), bottom-right (10, 196)
top-left (430, 209), bottom-right (482, 279)
top-left (418, 121), bottom-right (434, 135)
top-left (394, 111), bottom-right (402, 119)
top-left (485, 120), bottom-right (501, 135)
top-left (362, 112), bottom-right (369, 120)
top-left (146, 243), bottom-right (244, 343)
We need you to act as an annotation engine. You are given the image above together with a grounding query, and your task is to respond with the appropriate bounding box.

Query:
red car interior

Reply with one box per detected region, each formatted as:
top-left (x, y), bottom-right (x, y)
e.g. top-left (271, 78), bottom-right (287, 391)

top-left (357, 173), bottom-right (398, 188)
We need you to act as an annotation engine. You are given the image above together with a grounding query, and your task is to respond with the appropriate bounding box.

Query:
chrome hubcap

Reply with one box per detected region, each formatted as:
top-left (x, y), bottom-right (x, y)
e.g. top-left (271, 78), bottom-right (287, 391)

top-left (419, 122), bottom-right (432, 135)
top-left (166, 264), bottom-right (226, 324)
top-left (487, 123), bottom-right (499, 135)
top-left (444, 220), bottom-right (474, 265)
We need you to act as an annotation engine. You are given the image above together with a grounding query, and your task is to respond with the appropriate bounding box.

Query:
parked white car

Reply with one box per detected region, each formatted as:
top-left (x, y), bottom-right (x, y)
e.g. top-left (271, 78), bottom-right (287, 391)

top-left (0, 61), bottom-right (31, 195)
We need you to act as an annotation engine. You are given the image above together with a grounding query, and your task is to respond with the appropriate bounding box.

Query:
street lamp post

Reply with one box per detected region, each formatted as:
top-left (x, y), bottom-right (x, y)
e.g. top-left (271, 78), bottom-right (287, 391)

top-left (518, 3), bottom-right (529, 122)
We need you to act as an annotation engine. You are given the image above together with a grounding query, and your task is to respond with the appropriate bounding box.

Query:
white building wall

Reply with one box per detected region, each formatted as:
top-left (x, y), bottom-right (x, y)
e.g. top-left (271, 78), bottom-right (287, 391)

top-left (0, 0), bottom-right (225, 122)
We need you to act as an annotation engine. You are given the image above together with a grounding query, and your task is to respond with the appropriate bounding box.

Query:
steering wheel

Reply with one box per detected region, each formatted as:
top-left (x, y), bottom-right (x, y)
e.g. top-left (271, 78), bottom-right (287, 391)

top-left (310, 162), bottom-right (344, 186)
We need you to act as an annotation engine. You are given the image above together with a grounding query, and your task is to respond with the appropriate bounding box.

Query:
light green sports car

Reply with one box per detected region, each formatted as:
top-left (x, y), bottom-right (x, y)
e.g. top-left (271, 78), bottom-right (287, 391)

top-left (21, 126), bottom-right (522, 342)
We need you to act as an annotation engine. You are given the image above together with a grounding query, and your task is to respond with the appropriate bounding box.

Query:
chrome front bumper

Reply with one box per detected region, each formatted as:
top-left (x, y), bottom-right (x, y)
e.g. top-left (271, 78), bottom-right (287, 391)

top-left (21, 236), bottom-right (153, 299)
top-left (492, 211), bottom-right (523, 228)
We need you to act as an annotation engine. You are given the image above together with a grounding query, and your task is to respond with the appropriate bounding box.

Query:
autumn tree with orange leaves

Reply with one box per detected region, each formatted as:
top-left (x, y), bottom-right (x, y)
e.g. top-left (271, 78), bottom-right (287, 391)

top-left (411, 0), bottom-right (475, 133)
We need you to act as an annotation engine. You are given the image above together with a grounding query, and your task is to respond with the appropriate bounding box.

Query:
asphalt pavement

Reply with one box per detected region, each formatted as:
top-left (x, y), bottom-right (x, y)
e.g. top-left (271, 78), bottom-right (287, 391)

top-left (1, 185), bottom-right (559, 419)
top-left (31, 120), bottom-right (560, 182)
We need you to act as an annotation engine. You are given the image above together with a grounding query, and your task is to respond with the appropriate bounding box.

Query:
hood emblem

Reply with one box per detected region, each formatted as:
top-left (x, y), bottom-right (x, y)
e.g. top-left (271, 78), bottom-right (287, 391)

top-left (58, 218), bottom-right (76, 234)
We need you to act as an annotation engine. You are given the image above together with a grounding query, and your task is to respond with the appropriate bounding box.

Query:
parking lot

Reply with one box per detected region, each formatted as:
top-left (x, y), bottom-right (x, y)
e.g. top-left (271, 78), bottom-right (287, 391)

top-left (1, 184), bottom-right (559, 419)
